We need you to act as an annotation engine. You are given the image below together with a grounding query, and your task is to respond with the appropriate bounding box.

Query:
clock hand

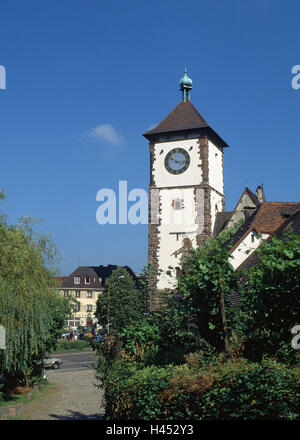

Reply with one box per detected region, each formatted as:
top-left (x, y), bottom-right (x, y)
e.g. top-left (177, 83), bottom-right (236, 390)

top-left (171, 159), bottom-right (185, 165)
top-left (170, 155), bottom-right (185, 164)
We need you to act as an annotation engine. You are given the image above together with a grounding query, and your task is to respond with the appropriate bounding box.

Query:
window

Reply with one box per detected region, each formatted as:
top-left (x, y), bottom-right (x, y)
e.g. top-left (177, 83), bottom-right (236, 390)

top-left (99, 278), bottom-right (102, 284)
top-left (87, 291), bottom-right (93, 298)
top-left (74, 303), bottom-right (80, 311)
top-left (64, 291), bottom-right (69, 297)
top-left (173, 198), bottom-right (183, 210)
top-left (84, 277), bottom-right (91, 284)
top-left (73, 277), bottom-right (80, 284)
top-left (86, 305), bottom-right (93, 312)
top-left (67, 318), bottom-right (80, 328)
top-left (75, 291), bottom-right (81, 298)
top-left (251, 233), bottom-right (255, 243)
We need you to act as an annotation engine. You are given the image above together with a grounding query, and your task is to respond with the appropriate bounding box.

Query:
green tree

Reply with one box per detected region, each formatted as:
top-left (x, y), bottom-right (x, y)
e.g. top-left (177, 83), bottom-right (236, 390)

top-left (95, 267), bottom-right (144, 334)
top-left (239, 229), bottom-right (300, 362)
top-left (176, 225), bottom-right (243, 354)
top-left (0, 194), bottom-right (74, 389)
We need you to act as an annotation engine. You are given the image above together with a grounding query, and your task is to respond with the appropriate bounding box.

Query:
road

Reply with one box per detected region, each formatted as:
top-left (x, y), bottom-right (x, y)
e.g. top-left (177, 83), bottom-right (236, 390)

top-left (18, 351), bottom-right (104, 420)
top-left (51, 350), bottom-right (96, 372)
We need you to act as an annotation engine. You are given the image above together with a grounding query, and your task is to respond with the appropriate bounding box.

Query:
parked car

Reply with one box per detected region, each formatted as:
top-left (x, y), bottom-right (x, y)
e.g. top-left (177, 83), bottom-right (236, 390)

top-left (61, 331), bottom-right (70, 339)
top-left (43, 357), bottom-right (63, 369)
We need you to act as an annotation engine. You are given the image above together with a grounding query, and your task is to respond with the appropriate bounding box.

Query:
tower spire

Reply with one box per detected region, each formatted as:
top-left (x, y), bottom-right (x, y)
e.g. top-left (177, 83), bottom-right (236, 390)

top-left (179, 68), bottom-right (193, 102)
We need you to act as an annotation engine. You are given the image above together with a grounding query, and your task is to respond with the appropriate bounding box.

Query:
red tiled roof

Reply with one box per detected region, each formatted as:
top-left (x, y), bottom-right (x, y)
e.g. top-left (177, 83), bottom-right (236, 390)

top-left (253, 202), bottom-right (300, 234)
top-left (230, 202), bottom-right (300, 253)
top-left (237, 209), bottom-right (300, 271)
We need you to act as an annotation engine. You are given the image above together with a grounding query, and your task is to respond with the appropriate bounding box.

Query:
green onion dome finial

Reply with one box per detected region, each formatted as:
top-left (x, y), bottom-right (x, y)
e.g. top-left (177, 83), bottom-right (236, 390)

top-left (179, 68), bottom-right (192, 101)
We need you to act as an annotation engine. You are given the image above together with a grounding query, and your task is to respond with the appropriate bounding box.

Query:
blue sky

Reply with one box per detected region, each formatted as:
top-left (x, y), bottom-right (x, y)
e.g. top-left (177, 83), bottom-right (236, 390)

top-left (0, 0), bottom-right (299, 276)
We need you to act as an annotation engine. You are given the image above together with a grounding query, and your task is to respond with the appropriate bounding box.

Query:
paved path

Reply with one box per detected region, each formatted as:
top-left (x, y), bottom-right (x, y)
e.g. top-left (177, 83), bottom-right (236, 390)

top-left (19, 369), bottom-right (104, 420)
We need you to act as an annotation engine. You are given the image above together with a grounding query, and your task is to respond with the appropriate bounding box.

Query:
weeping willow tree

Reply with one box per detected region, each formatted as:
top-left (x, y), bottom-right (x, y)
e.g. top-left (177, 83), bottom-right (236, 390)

top-left (0, 192), bottom-right (74, 389)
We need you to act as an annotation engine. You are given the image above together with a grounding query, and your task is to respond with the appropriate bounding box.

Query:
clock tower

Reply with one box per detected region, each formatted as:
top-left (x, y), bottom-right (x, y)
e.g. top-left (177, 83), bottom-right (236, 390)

top-left (143, 70), bottom-right (229, 303)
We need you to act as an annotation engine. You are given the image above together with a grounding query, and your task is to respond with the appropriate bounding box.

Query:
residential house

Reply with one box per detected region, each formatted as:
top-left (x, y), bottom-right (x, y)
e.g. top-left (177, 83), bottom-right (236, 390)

top-left (56, 264), bottom-right (137, 328)
top-left (214, 186), bottom-right (300, 270)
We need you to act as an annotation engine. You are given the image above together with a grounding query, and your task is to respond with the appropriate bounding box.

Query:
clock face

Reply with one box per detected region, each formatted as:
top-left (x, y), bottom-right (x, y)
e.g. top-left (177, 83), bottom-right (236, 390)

top-left (165, 148), bottom-right (190, 174)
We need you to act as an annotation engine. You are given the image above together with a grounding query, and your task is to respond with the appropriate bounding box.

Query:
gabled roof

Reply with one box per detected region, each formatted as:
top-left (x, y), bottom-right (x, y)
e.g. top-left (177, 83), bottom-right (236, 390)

top-left (273, 208), bottom-right (300, 237)
top-left (213, 211), bottom-right (233, 236)
top-left (245, 187), bottom-right (260, 208)
top-left (253, 202), bottom-right (300, 234)
top-left (229, 202), bottom-right (300, 254)
top-left (223, 209), bottom-right (259, 252)
top-left (222, 187), bottom-right (262, 232)
top-left (143, 100), bottom-right (229, 148)
top-left (237, 209), bottom-right (300, 271)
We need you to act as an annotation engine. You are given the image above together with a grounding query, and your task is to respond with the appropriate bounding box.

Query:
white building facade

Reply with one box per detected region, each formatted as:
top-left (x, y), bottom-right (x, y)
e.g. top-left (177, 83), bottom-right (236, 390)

top-left (143, 71), bottom-right (229, 297)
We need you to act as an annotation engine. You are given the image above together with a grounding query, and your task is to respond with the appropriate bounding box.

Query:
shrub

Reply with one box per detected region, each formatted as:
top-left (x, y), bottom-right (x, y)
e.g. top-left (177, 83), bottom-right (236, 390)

top-left (102, 356), bottom-right (300, 420)
top-left (163, 357), bottom-right (300, 420)
top-left (238, 229), bottom-right (300, 364)
top-left (55, 340), bottom-right (90, 351)
top-left (102, 360), bottom-right (173, 420)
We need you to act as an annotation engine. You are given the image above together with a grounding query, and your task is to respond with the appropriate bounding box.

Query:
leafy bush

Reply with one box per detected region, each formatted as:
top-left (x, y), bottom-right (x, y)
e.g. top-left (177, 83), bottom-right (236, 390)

top-left (119, 312), bottom-right (196, 366)
top-left (162, 357), bottom-right (300, 420)
top-left (96, 229), bottom-right (300, 420)
top-left (102, 355), bottom-right (300, 420)
top-left (101, 360), bottom-right (173, 420)
top-left (238, 229), bottom-right (300, 364)
top-left (55, 340), bottom-right (90, 351)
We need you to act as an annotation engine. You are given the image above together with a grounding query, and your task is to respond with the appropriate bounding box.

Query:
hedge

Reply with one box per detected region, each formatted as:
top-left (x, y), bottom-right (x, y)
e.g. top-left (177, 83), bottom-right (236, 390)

top-left (102, 357), bottom-right (300, 420)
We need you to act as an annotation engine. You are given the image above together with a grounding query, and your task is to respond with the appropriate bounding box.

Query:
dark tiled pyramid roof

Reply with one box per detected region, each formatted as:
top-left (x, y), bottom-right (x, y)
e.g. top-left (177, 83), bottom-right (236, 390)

top-left (144, 100), bottom-right (209, 135)
top-left (143, 100), bottom-right (229, 148)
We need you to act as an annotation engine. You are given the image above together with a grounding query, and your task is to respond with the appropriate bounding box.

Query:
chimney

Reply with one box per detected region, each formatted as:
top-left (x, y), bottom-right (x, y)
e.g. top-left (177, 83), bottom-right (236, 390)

top-left (256, 185), bottom-right (265, 203)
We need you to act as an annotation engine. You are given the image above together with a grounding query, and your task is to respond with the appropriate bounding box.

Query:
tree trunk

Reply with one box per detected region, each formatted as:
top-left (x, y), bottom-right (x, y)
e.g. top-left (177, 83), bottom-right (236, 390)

top-left (220, 289), bottom-right (232, 359)
top-left (135, 340), bottom-right (141, 359)
top-left (115, 333), bottom-right (121, 360)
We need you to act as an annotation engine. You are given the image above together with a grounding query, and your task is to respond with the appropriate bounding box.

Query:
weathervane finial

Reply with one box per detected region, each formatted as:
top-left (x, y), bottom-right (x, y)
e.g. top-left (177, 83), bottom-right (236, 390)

top-left (179, 68), bottom-right (193, 102)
